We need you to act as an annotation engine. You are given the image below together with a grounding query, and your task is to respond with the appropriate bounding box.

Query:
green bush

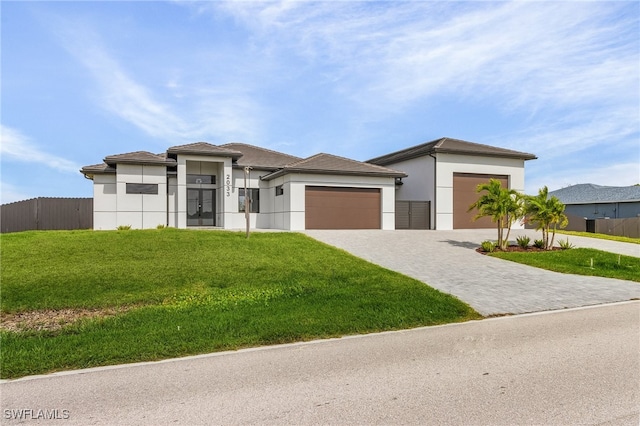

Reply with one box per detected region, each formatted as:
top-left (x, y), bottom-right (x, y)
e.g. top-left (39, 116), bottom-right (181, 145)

top-left (558, 238), bottom-right (574, 250)
top-left (116, 225), bottom-right (132, 231)
top-left (481, 240), bottom-right (497, 253)
top-left (533, 239), bottom-right (545, 249)
top-left (516, 235), bottom-right (530, 249)
top-left (156, 224), bottom-right (166, 229)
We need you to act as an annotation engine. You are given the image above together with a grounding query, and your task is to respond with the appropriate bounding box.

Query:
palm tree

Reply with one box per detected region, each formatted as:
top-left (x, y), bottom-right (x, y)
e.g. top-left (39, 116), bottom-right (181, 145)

top-left (468, 179), bottom-right (524, 250)
top-left (525, 186), bottom-right (568, 250)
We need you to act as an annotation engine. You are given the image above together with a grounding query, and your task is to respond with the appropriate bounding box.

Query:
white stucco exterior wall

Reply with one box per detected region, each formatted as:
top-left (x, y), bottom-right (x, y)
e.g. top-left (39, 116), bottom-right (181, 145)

top-left (435, 153), bottom-right (526, 230)
top-left (115, 164), bottom-right (167, 229)
top-left (389, 156), bottom-right (436, 229)
top-left (279, 173), bottom-right (397, 231)
top-left (92, 174), bottom-right (117, 230)
top-left (167, 176), bottom-right (178, 228)
top-left (382, 153), bottom-right (527, 230)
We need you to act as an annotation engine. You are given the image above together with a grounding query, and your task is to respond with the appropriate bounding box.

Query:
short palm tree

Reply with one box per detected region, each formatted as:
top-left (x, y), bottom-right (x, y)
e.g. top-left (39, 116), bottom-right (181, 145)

top-left (468, 179), bottom-right (524, 250)
top-left (525, 186), bottom-right (568, 250)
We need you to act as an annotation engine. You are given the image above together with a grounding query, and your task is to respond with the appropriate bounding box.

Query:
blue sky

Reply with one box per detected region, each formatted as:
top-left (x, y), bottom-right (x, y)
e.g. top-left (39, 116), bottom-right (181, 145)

top-left (2, 1), bottom-right (638, 204)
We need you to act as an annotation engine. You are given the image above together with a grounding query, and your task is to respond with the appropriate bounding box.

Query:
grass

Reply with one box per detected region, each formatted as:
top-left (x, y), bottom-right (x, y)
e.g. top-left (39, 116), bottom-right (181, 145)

top-left (490, 248), bottom-right (640, 282)
top-left (556, 230), bottom-right (640, 244)
top-left (0, 229), bottom-right (480, 379)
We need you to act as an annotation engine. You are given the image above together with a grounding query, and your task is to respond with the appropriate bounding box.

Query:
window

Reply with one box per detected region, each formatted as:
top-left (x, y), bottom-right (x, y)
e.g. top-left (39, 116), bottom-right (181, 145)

top-left (275, 185), bottom-right (284, 196)
top-left (187, 174), bottom-right (216, 184)
top-left (238, 188), bottom-right (260, 213)
top-left (126, 183), bottom-right (158, 194)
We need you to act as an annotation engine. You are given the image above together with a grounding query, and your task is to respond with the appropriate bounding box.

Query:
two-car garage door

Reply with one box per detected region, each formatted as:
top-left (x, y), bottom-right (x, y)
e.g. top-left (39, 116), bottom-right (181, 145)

top-left (305, 186), bottom-right (380, 229)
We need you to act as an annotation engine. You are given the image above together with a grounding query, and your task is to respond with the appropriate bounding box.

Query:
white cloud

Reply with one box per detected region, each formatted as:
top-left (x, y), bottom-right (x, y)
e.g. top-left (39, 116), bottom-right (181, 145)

top-left (53, 19), bottom-right (263, 144)
top-left (526, 161), bottom-right (640, 195)
top-left (0, 125), bottom-right (80, 174)
top-left (490, 105), bottom-right (639, 161)
top-left (208, 1), bottom-right (638, 116)
top-left (200, 2), bottom-right (637, 165)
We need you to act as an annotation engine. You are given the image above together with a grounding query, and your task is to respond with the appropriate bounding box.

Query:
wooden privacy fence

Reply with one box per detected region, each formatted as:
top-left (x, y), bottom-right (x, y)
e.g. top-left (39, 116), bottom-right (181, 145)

top-left (564, 215), bottom-right (639, 239)
top-left (588, 217), bottom-right (640, 239)
top-left (1, 198), bottom-right (93, 233)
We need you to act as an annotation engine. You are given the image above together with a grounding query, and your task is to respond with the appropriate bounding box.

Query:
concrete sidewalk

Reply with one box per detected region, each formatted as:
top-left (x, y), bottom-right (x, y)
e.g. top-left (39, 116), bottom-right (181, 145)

top-left (304, 229), bottom-right (640, 316)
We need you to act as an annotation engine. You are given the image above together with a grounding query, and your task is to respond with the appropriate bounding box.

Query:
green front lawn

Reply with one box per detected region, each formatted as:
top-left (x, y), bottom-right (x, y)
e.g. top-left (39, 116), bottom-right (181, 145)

top-left (490, 248), bottom-right (640, 282)
top-left (0, 229), bottom-right (479, 379)
top-left (557, 230), bottom-right (640, 244)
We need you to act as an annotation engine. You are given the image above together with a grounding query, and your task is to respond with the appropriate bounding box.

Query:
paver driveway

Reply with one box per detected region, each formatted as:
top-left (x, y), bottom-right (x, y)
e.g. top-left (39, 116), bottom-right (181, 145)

top-left (304, 229), bottom-right (640, 316)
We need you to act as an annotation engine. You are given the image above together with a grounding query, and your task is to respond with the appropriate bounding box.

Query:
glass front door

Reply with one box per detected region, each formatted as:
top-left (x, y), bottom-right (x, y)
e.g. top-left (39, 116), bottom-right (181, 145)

top-left (187, 189), bottom-right (215, 226)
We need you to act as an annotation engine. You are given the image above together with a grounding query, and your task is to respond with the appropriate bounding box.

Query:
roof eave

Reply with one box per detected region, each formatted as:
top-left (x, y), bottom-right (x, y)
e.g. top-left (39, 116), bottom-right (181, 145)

top-left (433, 149), bottom-right (538, 160)
top-left (261, 168), bottom-right (407, 181)
top-left (166, 148), bottom-right (242, 158)
top-left (231, 164), bottom-right (280, 172)
top-left (562, 199), bottom-right (640, 205)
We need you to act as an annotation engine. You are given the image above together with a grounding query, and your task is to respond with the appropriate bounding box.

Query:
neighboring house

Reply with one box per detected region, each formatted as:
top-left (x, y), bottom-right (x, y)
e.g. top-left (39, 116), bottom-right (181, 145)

top-left (367, 137), bottom-right (537, 230)
top-left (549, 184), bottom-right (640, 219)
top-left (81, 138), bottom-right (537, 231)
top-left (81, 142), bottom-right (406, 231)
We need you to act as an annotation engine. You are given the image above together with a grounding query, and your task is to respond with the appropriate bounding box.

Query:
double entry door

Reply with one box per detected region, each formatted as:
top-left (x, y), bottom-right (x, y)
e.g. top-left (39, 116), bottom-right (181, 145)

top-left (187, 189), bottom-right (215, 226)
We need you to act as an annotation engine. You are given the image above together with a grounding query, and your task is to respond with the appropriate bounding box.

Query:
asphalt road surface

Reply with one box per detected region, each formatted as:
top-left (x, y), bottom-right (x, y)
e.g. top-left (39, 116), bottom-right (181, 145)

top-left (2, 301), bottom-right (638, 425)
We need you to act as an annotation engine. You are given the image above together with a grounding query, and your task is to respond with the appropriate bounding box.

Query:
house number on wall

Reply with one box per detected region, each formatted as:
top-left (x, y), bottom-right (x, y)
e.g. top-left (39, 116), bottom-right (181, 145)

top-left (225, 174), bottom-right (231, 197)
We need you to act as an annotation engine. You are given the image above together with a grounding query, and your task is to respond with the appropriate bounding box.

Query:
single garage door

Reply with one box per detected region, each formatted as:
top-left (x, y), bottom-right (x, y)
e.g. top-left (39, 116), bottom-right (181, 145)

top-left (305, 186), bottom-right (381, 229)
top-left (453, 173), bottom-right (509, 229)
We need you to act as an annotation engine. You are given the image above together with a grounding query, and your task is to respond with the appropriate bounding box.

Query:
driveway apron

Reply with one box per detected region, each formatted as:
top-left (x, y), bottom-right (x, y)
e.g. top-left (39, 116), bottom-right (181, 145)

top-left (304, 229), bottom-right (640, 316)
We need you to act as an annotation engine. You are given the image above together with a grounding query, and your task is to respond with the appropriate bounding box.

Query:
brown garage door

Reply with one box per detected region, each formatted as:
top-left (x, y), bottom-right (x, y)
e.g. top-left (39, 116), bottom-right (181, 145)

top-left (453, 173), bottom-right (508, 229)
top-left (305, 186), bottom-right (381, 229)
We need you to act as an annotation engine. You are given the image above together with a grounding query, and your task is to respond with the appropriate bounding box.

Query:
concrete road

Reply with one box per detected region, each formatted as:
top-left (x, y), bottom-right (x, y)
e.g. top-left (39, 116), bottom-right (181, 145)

top-left (2, 301), bottom-right (638, 425)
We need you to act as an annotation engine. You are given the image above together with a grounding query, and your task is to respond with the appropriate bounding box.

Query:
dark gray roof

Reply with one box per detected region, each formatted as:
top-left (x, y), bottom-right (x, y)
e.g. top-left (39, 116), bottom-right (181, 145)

top-left (262, 153), bottom-right (407, 181)
top-left (81, 151), bottom-right (175, 179)
top-left (367, 137), bottom-right (537, 165)
top-left (167, 142), bottom-right (243, 158)
top-left (80, 142), bottom-right (410, 181)
top-left (104, 151), bottom-right (176, 166)
top-left (221, 143), bottom-right (302, 170)
top-left (80, 162), bottom-right (116, 177)
top-left (550, 184), bottom-right (640, 204)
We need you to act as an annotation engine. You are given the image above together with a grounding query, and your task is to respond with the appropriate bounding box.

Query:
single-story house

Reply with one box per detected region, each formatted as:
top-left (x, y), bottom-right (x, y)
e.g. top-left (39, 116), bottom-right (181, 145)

top-left (367, 137), bottom-right (537, 230)
top-left (549, 184), bottom-right (640, 219)
top-left (81, 138), bottom-right (537, 231)
top-left (81, 142), bottom-right (406, 231)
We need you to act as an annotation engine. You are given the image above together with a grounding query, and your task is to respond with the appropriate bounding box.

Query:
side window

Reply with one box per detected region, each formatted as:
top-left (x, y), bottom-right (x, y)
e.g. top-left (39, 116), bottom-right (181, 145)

top-left (239, 188), bottom-right (260, 213)
top-left (275, 185), bottom-right (284, 196)
top-left (126, 183), bottom-right (158, 194)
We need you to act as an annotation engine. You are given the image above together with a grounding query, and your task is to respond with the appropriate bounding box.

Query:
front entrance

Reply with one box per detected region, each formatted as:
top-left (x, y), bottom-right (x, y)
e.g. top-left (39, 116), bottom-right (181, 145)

top-left (187, 189), bottom-right (215, 226)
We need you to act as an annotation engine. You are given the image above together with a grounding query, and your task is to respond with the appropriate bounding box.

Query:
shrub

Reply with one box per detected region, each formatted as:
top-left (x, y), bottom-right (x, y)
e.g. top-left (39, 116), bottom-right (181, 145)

top-left (558, 238), bottom-right (574, 250)
top-left (481, 240), bottom-right (497, 253)
top-left (156, 224), bottom-right (166, 229)
top-left (117, 225), bottom-right (132, 231)
top-left (533, 239), bottom-right (545, 249)
top-left (516, 235), bottom-right (530, 249)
